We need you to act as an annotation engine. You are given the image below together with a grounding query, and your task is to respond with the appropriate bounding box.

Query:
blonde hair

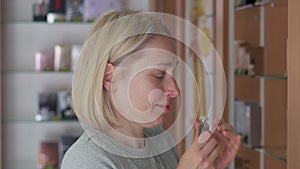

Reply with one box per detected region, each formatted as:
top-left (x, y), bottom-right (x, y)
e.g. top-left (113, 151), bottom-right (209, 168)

top-left (72, 10), bottom-right (171, 129)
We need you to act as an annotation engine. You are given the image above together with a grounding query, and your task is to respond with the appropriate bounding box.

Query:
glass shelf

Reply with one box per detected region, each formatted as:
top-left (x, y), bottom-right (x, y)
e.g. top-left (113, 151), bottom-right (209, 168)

top-left (235, 2), bottom-right (264, 11)
top-left (255, 146), bottom-right (287, 162)
top-left (235, 0), bottom-right (288, 11)
top-left (242, 144), bottom-right (287, 162)
top-left (2, 117), bottom-right (78, 124)
top-left (2, 69), bottom-right (73, 74)
top-left (235, 74), bottom-right (287, 80)
top-left (1, 19), bottom-right (93, 25)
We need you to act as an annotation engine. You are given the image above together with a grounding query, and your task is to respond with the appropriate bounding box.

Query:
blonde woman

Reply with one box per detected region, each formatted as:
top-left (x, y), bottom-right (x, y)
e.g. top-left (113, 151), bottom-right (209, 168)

top-left (62, 10), bottom-right (240, 169)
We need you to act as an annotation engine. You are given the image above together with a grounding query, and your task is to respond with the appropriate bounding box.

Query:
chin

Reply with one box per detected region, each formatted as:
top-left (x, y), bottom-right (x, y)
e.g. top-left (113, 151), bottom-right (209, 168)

top-left (139, 115), bottom-right (166, 128)
top-left (148, 116), bottom-right (166, 127)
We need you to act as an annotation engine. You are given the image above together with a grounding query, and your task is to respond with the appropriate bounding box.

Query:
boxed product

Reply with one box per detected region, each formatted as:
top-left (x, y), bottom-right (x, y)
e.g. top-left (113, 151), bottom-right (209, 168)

top-left (57, 91), bottom-right (76, 120)
top-left (37, 142), bottom-right (59, 169)
top-left (36, 93), bottom-right (57, 121)
top-left (49, 0), bottom-right (66, 13)
top-left (36, 91), bottom-right (76, 121)
top-left (54, 44), bottom-right (72, 71)
top-left (65, 0), bottom-right (83, 22)
top-left (35, 51), bottom-right (54, 71)
top-left (32, 0), bottom-right (50, 21)
top-left (82, 0), bottom-right (123, 22)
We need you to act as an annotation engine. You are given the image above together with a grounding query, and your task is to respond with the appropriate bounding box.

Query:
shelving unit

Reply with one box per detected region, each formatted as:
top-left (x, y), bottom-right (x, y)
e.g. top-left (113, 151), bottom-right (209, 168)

top-left (1, 0), bottom-right (154, 168)
top-left (2, 21), bottom-right (87, 169)
top-left (233, 1), bottom-right (288, 169)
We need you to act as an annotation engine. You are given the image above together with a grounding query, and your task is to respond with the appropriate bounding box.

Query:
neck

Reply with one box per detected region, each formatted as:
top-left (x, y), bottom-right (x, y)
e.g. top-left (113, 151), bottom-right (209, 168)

top-left (106, 113), bottom-right (145, 148)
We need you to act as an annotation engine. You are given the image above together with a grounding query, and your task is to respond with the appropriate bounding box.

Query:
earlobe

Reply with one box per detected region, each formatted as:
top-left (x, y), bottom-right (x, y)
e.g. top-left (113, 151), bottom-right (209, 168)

top-left (103, 63), bottom-right (115, 91)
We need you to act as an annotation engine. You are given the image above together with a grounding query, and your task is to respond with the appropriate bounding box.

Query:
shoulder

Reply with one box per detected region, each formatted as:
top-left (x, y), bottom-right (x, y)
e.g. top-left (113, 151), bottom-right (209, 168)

top-left (61, 133), bottom-right (123, 169)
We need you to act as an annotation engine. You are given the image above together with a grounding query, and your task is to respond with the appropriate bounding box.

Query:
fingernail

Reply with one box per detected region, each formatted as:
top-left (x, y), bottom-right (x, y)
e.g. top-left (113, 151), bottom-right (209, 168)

top-left (198, 131), bottom-right (211, 143)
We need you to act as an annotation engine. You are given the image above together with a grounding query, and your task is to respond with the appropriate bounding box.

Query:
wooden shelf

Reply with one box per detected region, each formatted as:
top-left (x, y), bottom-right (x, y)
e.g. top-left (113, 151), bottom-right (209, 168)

top-left (234, 2), bottom-right (288, 168)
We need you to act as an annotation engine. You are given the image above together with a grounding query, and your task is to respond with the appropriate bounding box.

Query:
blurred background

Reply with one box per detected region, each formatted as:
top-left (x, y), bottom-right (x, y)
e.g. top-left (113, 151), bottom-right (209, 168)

top-left (1, 0), bottom-right (299, 169)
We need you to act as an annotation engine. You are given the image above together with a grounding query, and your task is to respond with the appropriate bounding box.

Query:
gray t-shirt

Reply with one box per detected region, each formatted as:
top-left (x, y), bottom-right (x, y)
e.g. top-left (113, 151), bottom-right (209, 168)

top-left (61, 126), bottom-right (179, 169)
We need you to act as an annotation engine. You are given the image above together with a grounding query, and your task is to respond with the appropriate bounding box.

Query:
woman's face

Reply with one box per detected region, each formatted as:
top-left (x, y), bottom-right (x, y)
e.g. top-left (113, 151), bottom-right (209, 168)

top-left (111, 36), bottom-right (180, 128)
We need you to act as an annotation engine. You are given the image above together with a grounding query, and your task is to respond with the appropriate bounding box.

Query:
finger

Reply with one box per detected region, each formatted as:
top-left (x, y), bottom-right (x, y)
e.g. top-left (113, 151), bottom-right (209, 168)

top-left (217, 118), bottom-right (225, 125)
top-left (227, 135), bottom-right (241, 155)
top-left (200, 137), bottom-right (217, 157)
top-left (218, 123), bottom-right (233, 131)
top-left (224, 133), bottom-right (242, 150)
top-left (213, 119), bottom-right (221, 132)
top-left (197, 131), bottom-right (212, 144)
top-left (190, 131), bottom-right (212, 150)
top-left (194, 119), bottom-right (200, 131)
top-left (197, 160), bottom-right (216, 169)
top-left (221, 130), bottom-right (237, 140)
top-left (207, 145), bottom-right (221, 163)
top-left (230, 134), bottom-right (242, 145)
top-left (213, 130), bottom-right (228, 144)
top-left (214, 118), bottom-right (220, 127)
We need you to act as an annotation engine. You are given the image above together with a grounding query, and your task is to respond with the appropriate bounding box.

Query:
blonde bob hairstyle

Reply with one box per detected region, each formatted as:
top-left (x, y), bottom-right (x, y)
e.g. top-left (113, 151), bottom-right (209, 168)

top-left (72, 10), bottom-right (172, 129)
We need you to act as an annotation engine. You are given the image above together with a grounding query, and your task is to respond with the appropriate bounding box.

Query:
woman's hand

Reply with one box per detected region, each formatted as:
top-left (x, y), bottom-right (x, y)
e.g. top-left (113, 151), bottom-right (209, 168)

top-left (213, 122), bottom-right (241, 169)
top-left (177, 131), bottom-right (221, 169)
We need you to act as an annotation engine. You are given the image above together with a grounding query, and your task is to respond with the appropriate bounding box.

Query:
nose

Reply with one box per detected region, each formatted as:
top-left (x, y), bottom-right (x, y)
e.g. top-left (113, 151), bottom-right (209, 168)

top-left (164, 75), bottom-right (180, 98)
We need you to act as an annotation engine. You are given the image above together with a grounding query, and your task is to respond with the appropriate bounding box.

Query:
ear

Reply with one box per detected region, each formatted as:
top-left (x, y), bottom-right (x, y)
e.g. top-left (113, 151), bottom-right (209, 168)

top-left (103, 63), bottom-right (115, 91)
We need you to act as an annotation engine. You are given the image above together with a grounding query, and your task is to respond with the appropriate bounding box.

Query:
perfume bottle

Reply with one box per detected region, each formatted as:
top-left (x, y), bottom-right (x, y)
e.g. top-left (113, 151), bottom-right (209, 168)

top-left (198, 115), bottom-right (209, 136)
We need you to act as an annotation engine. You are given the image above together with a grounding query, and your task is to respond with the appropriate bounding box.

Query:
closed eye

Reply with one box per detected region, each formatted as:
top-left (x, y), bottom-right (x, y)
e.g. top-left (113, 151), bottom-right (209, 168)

top-left (154, 73), bottom-right (165, 79)
top-left (153, 70), bottom-right (166, 79)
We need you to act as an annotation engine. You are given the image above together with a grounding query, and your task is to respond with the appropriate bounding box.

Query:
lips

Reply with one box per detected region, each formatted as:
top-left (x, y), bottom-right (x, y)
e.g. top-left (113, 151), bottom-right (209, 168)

top-left (156, 105), bottom-right (170, 112)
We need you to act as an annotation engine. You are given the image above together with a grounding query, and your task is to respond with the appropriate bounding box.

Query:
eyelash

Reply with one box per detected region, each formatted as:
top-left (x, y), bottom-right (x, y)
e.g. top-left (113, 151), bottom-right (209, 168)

top-left (154, 72), bottom-right (165, 79)
top-left (155, 75), bottom-right (164, 79)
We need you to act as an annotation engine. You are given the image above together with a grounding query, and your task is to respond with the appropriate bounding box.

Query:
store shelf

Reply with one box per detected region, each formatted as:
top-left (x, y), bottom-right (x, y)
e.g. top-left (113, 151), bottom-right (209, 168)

top-left (240, 144), bottom-right (287, 163)
top-left (234, 1), bottom-right (288, 168)
top-left (1, 19), bottom-right (93, 25)
top-left (255, 146), bottom-right (287, 162)
top-left (235, 0), bottom-right (287, 11)
top-left (235, 2), bottom-right (265, 11)
top-left (2, 116), bottom-right (78, 124)
top-left (2, 69), bottom-right (73, 74)
top-left (235, 74), bottom-right (287, 80)
top-left (1, 21), bottom-right (92, 30)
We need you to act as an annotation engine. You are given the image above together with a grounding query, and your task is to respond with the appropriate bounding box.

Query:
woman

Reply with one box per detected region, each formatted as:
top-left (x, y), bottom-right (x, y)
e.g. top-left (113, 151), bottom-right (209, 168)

top-left (62, 10), bottom-right (240, 169)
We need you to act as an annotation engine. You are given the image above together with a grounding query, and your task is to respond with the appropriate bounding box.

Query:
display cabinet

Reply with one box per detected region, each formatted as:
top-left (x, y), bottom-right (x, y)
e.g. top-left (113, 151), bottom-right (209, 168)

top-left (1, 0), bottom-right (152, 168)
top-left (232, 1), bottom-right (288, 168)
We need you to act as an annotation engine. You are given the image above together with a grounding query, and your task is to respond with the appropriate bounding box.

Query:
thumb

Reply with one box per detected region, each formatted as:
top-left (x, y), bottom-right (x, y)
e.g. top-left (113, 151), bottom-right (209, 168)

top-left (194, 119), bottom-right (200, 139)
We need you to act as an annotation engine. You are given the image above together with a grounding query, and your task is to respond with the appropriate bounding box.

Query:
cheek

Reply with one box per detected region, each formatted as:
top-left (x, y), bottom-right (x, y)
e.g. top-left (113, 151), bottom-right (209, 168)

top-left (128, 79), bottom-right (153, 111)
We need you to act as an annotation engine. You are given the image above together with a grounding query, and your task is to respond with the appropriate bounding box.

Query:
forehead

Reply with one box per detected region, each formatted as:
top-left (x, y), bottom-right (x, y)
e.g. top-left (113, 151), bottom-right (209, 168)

top-left (143, 36), bottom-right (176, 53)
top-left (135, 36), bottom-right (177, 67)
top-left (119, 36), bottom-right (178, 69)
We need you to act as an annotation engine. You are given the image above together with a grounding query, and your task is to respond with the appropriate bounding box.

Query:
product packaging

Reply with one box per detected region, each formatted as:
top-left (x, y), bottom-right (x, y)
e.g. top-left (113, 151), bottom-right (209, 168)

top-left (54, 44), bottom-right (71, 71)
top-left (37, 142), bottom-right (59, 169)
top-left (35, 51), bottom-right (54, 71)
top-left (82, 0), bottom-right (123, 22)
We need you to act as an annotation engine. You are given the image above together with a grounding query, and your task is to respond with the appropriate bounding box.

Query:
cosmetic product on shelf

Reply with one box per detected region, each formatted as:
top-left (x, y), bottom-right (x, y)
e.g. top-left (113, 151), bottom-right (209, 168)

top-left (35, 51), bottom-right (54, 71)
top-left (54, 44), bottom-right (71, 71)
top-left (65, 0), bottom-right (83, 22)
top-left (82, 0), bottom-right (123, 22)
top-left (36, 92), bottom-right (57, 121)
top-left (33, 0), bottom-right (50, 21)
top-left (57, 91), bottom-right (76, 120)
top-left (37, 142), bottom-right (59, 169)
top-left (234, 99), bottom-right (262, 147)
top-left (49, 0), bottom-right (66, 14)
